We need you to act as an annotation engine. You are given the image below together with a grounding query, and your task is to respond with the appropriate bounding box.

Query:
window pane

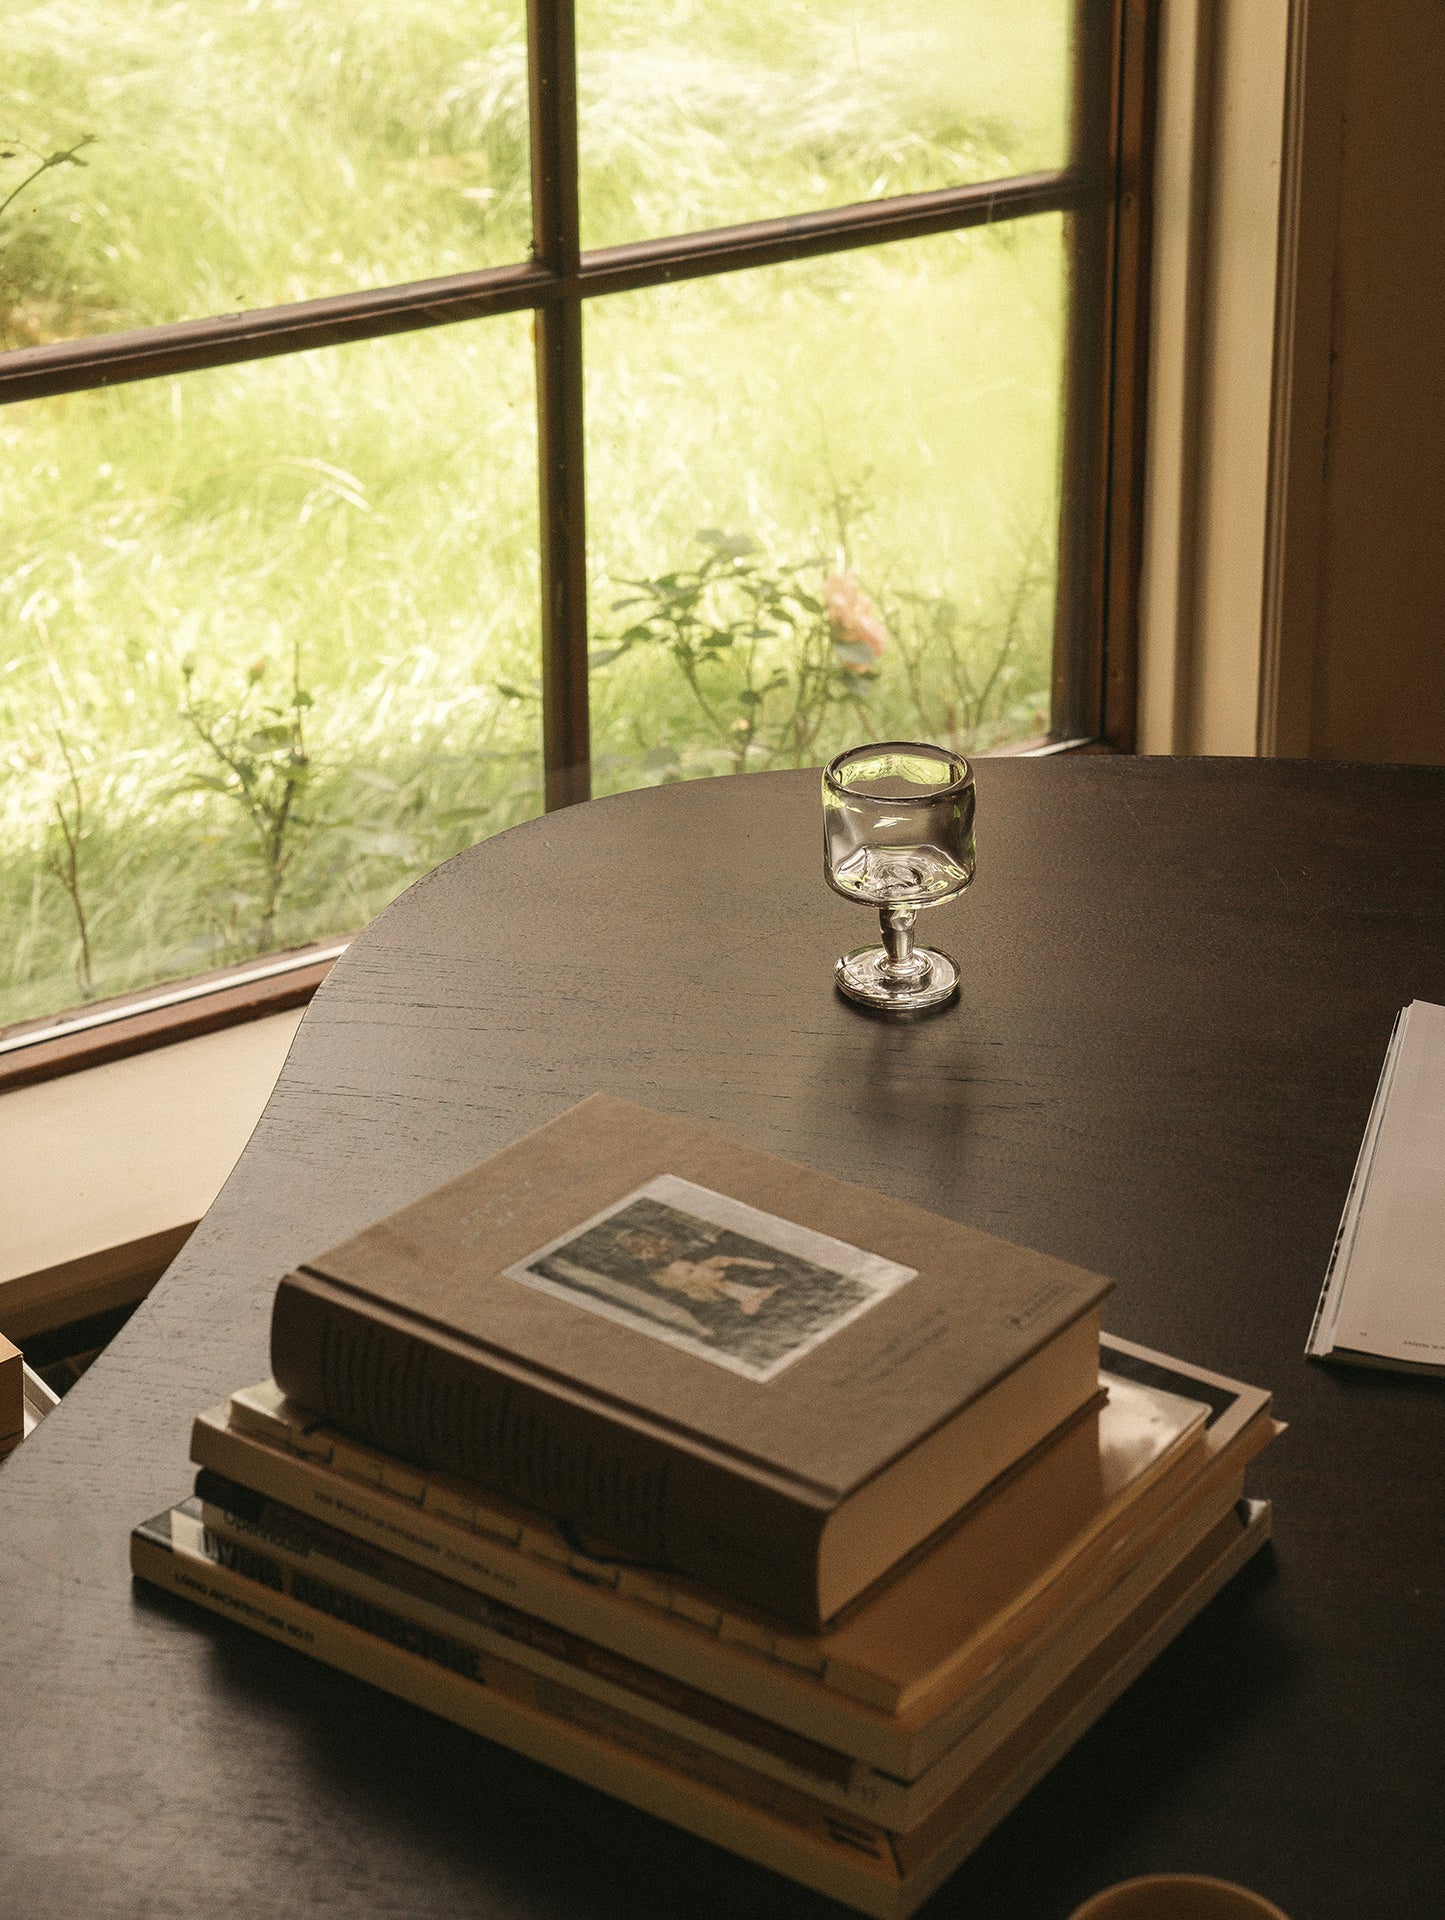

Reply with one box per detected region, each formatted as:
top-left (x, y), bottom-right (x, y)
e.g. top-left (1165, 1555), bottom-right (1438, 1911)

top-left (577, 0), bottom-right (1071, 250)
top-left (2, 0), bottom-right (529, 349)
top-left (584, 216), bottom-right (1066, 794)
top-left (0, 320), bottom-right (539, 1027)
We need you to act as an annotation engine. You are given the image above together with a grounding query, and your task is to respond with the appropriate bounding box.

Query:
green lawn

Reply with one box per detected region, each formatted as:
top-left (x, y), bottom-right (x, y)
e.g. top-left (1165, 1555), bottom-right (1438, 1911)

top-left (1, 0), bottom-right (1069, 1024)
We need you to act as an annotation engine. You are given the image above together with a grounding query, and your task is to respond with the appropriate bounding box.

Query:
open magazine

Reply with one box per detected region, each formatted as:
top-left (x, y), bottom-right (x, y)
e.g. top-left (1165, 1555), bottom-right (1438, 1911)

top-left (1308, 999), bottom-right (1445, 1374)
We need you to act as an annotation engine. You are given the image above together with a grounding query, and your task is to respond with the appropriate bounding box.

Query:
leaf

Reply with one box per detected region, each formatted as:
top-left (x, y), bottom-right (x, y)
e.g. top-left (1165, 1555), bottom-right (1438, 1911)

top-left (832, 640), bottom-right (881, 670)
top-left (697, 529), bottom-right (759, 560)
top-left (588, 645), bottom-right (627, 668)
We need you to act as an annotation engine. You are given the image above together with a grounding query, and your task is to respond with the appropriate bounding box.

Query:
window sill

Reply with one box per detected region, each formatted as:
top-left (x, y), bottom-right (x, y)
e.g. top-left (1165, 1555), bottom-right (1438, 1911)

top-left (0, 937), bottom-right (346, 1093)
top-left (0, 1008), bottom-right (302, 1343)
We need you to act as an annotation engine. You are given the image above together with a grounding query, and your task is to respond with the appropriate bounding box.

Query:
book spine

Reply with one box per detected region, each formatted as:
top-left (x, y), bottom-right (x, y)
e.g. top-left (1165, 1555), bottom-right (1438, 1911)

top-left (131, 1496), bottom-right (1272, 1920)
top-left (191, 1403), bottom-right (1273, 1776)
top-left (192, 1404), bottom-right (901, 1765)
top-left (131, 1515), bottom-right (904, 1919)
top-left (195, 1467), bottom-right (1245, 1830)
top-left (271, 1273), bottom-right (828, 1628)
top-left (196, 1471), bottom-right (899, 1819)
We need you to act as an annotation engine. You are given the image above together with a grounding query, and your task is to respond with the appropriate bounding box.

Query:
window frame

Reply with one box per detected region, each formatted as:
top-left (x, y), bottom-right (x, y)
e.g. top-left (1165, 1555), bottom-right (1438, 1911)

top-left (0, 0), bottom-right (1156, 1059)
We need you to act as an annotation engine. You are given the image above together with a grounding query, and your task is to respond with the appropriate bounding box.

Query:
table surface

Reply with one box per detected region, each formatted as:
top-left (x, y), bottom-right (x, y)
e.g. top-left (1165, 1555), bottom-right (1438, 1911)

top-left (3, 755), bottom-right (1444, 1920)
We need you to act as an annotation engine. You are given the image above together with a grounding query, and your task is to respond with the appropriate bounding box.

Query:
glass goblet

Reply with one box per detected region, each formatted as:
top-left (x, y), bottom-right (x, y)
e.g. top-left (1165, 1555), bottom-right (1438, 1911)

top-left (822, 742), bottom-right (976, 1012)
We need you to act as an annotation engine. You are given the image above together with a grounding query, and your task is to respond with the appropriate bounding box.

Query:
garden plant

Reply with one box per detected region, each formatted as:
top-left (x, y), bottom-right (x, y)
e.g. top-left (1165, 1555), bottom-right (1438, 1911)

top-left (1, 0), bottom-right (1068, 1024)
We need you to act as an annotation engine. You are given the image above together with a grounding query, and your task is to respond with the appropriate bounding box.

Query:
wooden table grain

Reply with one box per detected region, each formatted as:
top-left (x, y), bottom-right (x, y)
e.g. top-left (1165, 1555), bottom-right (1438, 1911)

top-left (3, 756), bottom-right (1444, 1920)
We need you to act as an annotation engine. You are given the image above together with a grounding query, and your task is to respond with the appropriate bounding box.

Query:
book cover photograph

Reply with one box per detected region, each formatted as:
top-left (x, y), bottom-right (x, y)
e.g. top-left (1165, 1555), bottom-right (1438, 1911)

top-left (504, 1173), bottom-right (917, 1381)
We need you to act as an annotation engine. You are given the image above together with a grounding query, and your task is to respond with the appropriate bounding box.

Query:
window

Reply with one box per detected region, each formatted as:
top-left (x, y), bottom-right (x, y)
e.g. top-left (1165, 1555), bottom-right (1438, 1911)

top-left (0, 0), bottom-right (1151, 1033)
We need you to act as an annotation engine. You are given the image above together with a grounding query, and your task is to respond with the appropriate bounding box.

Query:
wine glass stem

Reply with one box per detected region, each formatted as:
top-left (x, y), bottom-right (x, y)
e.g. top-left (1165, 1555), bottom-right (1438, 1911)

top-left (880, 905), bottom-right (918, 972)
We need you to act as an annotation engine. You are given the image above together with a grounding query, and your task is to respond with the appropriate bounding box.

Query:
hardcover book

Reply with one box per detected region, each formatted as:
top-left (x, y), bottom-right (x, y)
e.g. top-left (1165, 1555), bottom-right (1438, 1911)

top-left (270, 1094), bottom-right (1112, 1627)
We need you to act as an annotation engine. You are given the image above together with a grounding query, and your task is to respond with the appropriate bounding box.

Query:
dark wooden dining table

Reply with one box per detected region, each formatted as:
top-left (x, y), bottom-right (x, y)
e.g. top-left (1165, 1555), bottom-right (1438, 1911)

top-left (2, 754), bottom-right (1444, 1920)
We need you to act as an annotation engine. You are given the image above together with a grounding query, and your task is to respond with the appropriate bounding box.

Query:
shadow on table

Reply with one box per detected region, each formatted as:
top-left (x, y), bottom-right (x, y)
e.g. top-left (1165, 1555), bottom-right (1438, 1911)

top-left (132, 1549), bottom-right (1289, 1920)
top-left (133, 1578), bottom-right (842, 1919)
top-left (924, 1548), bottom-right (1294, 1918)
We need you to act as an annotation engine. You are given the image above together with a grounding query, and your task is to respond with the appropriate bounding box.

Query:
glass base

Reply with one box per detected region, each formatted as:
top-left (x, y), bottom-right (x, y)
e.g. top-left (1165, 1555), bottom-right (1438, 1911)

top-left (834, 945), bottom-right (959, 1012)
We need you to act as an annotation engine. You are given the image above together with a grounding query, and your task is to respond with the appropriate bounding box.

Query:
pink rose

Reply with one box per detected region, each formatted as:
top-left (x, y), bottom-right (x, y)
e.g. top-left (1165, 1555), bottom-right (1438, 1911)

top-left (823, 573), bottom-right (887, 670)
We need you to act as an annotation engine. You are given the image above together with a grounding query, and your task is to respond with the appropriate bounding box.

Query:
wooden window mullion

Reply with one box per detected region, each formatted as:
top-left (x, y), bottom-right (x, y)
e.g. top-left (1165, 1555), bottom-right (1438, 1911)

top-left (0, 177), bottom-right (1081, 408)
top-left (528, 0), bottom-right (590, 808)
top-left (0, 5), bottom-right (1140, 800)
top-left (1052, 0), bottom-right (1156, 749)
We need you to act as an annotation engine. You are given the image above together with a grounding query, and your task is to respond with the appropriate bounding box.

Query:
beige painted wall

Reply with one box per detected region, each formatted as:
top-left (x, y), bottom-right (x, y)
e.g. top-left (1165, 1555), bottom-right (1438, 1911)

top-left (1142, 0), bottom-right (1445, 764)
top-left (1138, 0), bottom-right (1295, 757)
top-left (1304, 1), bottom-right (1445, 762)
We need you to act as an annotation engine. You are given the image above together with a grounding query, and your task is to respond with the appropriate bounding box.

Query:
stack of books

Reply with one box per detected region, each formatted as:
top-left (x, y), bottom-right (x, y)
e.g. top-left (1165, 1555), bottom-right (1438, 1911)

top-left (133, 1096), bottom-right (1277, 1918)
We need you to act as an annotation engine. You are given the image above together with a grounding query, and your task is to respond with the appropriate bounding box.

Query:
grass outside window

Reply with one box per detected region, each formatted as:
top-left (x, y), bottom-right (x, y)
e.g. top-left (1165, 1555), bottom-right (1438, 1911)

top-left (1, 0), bottom-right (1136, 1034)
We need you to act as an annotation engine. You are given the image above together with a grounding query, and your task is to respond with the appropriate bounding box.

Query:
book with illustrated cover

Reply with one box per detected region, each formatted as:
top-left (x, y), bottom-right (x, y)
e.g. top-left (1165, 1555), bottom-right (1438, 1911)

top-left (268, 1098), bottom-right (1105, 1620)
top-left (192, 1337), bottom-right (1275, 1775)
top-left (269, 1094), bottom-right (1112, 1627)
top-left (130, 1493), bottom-right (1273, 1920)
